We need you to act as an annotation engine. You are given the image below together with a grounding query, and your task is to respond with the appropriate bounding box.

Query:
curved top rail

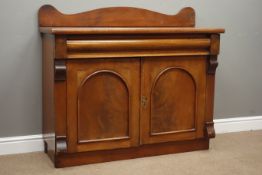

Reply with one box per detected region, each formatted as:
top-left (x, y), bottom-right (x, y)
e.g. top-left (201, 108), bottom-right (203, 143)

top-left (38, 5), bottom-right (195, 27)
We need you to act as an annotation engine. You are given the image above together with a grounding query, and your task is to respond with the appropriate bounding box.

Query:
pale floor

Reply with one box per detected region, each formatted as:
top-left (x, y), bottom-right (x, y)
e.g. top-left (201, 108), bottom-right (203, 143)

top-left (0, 131), bottom-right (262, 175)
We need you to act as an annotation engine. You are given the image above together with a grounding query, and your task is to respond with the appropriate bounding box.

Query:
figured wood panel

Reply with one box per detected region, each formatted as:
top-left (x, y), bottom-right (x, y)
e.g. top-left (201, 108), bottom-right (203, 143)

top-left (39, 5), bottom-right (195, 27)
top-left (67, 58), bottom-right (140, 152)
top-left (78, 71), bottom-right (129, 142)
top-left (151, 68), bottom-right (196, 134)
top-left (141, 56), bottom-right (207, 144)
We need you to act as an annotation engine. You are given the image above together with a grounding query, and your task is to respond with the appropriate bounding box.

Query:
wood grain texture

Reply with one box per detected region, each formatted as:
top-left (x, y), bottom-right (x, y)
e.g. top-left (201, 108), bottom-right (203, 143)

top-left (207, 34), bottom-right (221, 74)
top-left (210, 34), bottom-right (220, 55)
top-left (40, 27), bottom-right (225, 35)
top-left (55, 139), bottom-right (209, 168)
top-left (66, 59), bottom-right (140, 152)
top-left (42, 34), bottom-right (55, 161)
top-left (39, 5), bottom-right (195, 27)
top-left (51, 32), bottom-right (216, 60)
top-left (205, 74), bottom-right (216, 137)
top-left (54, 60), bottom-right (68, 154)
top-left (77, 71), bottom-right (129, 142)
top-left (66, 38), bottom-right (211, 59)
top-left (66, 50), bottom-right (210, 59)
top-left (151, 67), bottom-right (196, 134)
top-left (141, 57), bottom-right (207, 144)
top-left (67, 39), bottom-right (211, 51)
top-left (54, 81), bottom-right (67, 154)
top-left (55, 36), bottom-right (67, 59)
top-left (40, 5), bottom-right (224, 167)
top-left (205, 34), bottom-right (219, 137)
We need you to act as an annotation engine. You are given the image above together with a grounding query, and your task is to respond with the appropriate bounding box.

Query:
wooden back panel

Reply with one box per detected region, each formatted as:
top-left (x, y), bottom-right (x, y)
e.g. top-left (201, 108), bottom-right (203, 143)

top-left (38, 5), bottom-right (195, 27)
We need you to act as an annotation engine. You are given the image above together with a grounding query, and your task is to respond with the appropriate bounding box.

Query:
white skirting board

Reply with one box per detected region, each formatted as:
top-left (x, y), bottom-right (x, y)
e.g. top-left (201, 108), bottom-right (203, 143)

top-left (0, 116), bottom-right (262, 156)
top-left (0, 134), bottom-right (44, 156)
top-left (214, 116), bottom-right (262, 134)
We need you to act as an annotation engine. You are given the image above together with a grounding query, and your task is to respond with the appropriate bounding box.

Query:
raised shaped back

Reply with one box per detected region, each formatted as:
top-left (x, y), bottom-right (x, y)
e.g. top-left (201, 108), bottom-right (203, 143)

top-left (38, 5), bottom-right (195, 27)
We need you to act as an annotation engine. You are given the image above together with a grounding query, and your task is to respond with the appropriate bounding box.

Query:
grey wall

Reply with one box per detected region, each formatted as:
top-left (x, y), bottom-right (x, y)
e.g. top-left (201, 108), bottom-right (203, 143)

top-left (0, 0), bottom-right (262, 137)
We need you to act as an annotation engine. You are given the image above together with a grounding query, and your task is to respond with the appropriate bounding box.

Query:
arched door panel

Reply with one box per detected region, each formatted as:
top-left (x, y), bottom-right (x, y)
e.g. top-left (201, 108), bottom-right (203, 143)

top-left (67, 59), bottom-right (140, 152)
top-left (151, 68), bottom-right (196, 135)
top-left (141, 57), bottom-right (206, 144)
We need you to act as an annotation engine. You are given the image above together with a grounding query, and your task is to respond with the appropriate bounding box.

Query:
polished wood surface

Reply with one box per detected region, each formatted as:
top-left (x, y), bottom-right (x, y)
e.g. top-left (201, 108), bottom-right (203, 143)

top-left (140, 57), bottom-right (206, 144)
top-left (66, 59), bottom-right (140, 152)
top-left (39, 5), bottom-right (195, 27)
top-left (54, 60), bottom-right (68, 153)
top-left (77, 72), bottom-right (129, 141)
top-left (42, 34), bottom-right (55, 161)
top-left (56, 139), bottom-right (209, 168)
top-left (66, 50), bottom-right (210, 59)
top-left (151, 66), bottom-right (196, 134)
top-left (40, 5), bottom-right (224, 167)
top-left (65, 38), bottom-right (211, 59)
top-left (39, 27), bottom-right (225, 34)
top-left (66, 39), bottom-right (211, 51)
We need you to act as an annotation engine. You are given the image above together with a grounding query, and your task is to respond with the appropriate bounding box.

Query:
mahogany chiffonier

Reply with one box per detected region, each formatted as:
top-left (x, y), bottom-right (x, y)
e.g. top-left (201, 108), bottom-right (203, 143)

top-left (39, 5), bottom-right (224, 167)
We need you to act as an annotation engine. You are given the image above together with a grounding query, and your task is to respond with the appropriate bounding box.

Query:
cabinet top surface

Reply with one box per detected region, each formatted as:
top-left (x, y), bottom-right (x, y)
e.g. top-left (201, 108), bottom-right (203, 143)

top-left (39, 27), bottom-right (225, 35)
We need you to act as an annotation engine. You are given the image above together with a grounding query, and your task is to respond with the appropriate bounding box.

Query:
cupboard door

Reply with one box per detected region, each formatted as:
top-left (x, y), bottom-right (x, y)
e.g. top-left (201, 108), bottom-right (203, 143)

top-left (141, 56), bottom-right (206, 144)
top-left (67, 59), bottom-right (140, 152)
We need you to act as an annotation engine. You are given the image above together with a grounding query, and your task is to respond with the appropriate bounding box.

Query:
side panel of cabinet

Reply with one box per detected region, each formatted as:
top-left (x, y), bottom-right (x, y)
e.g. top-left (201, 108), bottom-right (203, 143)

top-left (141, 56), bottom-right (207, 144)
top-left (67, 58), bottom-right (140, 153)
